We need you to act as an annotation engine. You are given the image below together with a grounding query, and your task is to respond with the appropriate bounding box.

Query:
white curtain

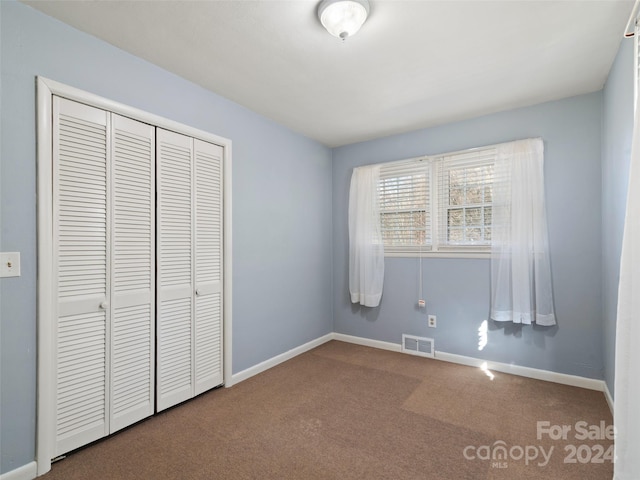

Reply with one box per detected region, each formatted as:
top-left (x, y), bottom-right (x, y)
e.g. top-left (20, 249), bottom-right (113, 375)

top-left (613, 95), bottom-right (640, 479)
top-left (349, 165), bottom-right (384, 307)
top-left (490, 138), bottom-right (556, 326)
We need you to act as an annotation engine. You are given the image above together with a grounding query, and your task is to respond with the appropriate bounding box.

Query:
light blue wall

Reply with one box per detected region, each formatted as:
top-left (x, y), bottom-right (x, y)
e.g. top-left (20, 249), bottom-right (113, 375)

top-left (0, 1), bottom-right (333, 474)
top-left (333, 93), bottom-right (604, 379)
top-left (601, 38), bottom-right (634, 398)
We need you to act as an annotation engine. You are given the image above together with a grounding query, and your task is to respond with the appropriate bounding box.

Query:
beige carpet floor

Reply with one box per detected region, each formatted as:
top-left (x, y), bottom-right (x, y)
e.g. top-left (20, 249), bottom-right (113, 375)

top-left (42, 340), bottom-right (613, 479)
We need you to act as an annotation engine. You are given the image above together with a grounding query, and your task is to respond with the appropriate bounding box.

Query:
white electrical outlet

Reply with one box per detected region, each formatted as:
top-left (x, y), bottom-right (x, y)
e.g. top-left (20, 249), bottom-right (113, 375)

top-left (0, 252), bottom-right (21, 278)
top-left (428, 314), bottom-right (437, 328)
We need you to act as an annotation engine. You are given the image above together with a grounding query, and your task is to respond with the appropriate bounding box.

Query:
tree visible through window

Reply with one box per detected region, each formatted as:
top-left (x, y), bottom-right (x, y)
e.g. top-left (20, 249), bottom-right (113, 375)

top-left (441, 162), bottom-right (493, 245)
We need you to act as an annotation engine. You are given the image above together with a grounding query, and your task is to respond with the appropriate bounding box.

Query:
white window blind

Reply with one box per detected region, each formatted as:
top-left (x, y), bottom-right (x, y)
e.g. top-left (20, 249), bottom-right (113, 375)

top-left (379, 159), bottom-right (431, 254)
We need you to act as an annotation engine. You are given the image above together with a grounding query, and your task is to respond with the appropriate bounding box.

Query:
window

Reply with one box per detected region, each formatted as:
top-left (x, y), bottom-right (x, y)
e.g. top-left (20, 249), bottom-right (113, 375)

top-left (379, 146), bottom-right (497, 256)
top-left (436, 148), bottom-right (495, 250)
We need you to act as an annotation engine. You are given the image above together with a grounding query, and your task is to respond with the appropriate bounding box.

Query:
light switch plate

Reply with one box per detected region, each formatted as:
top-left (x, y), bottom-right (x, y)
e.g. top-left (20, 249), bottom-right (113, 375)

top-left (0, 252), bottom-right (21, 278)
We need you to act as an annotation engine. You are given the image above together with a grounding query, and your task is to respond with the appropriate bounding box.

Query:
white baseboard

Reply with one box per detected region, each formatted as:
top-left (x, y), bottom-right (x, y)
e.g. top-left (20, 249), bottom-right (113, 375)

top-left (229, 333), bottom-right (333, 386)
top-left (0, 462), bottom-right (37, 480)
top-left (603, 382), bottom-right (614, 415)
top-left (434, 350), bottom-right (606, 392)
top-left (331, 333), bottom-right (402, 352)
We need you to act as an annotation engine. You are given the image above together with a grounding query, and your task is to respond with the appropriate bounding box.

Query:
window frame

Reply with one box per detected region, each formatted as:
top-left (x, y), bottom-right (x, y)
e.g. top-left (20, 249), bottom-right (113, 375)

top-left (379, 146), bottom-right (499, 258)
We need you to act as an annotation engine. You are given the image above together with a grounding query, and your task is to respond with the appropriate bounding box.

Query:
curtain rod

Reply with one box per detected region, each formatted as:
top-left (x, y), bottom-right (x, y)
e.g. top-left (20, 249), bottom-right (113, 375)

top-left (374, 137), bottom-right (541, 169)
top-left (624, 0), bottom-right (640, 37)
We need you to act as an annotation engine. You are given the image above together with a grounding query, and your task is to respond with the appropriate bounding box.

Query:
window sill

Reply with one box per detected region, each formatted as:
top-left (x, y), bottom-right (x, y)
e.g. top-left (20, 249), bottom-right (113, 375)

top-left (384, 249), bottom-right (491, 259)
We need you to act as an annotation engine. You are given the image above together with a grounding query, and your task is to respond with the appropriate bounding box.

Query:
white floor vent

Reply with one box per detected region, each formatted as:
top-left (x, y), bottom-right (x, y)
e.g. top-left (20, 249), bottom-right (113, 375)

top-left (402, 334), bottom-right (435, 358)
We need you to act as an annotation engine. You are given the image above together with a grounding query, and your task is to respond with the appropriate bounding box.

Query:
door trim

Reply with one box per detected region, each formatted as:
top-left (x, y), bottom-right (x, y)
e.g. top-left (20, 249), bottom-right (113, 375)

top-left (36, 77), bottom-right (233, 475)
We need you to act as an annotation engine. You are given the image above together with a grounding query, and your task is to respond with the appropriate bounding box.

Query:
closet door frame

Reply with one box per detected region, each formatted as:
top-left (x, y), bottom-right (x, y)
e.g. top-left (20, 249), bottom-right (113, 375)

top-left (36, 77), bottom-right (233, 476)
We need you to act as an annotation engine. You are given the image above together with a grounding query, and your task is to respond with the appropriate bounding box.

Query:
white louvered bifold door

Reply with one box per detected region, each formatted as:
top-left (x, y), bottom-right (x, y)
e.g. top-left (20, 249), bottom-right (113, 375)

top-left (53, 99), bottom-right (156, 456)
top-left (156, 131), bottom-right (224, 411)
top-left (156, 129), bottom-right (194, 411)
top-left (53, 97), bottom-right (110, 456)
top-left (109, 114), bottom-right (155, 432)
top-left (194, 139), bottom-right (224, 395)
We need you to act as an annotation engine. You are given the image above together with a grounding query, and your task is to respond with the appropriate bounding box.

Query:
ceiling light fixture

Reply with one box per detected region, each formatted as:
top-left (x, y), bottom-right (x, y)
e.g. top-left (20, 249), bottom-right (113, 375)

top-left (318, 0), bottom-right (370, 40)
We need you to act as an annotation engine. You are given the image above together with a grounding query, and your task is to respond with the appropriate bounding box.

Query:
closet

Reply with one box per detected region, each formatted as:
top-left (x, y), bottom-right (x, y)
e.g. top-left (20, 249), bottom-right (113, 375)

top-left (50, 95), bottom-right (224, 457)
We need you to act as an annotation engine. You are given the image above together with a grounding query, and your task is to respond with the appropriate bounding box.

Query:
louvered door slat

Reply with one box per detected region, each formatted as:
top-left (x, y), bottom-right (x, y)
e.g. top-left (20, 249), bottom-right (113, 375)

top-left (195, 293), bottom-right (223, 392)
top-left (53, 97), bottom-right (109, 456)
top-left (157, 299), bottom-right (192, 392)
top-left (157, 129), bottom-right (194, 411)
top-left (110, 114), bottom-right (155, 433)
top-left (194, 140), bottom-right (224, 394)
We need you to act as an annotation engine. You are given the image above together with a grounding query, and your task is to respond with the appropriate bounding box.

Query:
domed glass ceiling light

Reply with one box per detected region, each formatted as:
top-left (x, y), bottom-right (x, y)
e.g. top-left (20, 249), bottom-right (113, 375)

top-left (318, 0), bottom-right (370, 40)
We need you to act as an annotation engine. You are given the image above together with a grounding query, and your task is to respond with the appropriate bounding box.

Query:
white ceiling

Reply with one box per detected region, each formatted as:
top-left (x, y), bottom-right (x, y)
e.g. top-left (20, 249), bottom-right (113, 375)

top-left (23, 0), bottom-right (634, 147)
